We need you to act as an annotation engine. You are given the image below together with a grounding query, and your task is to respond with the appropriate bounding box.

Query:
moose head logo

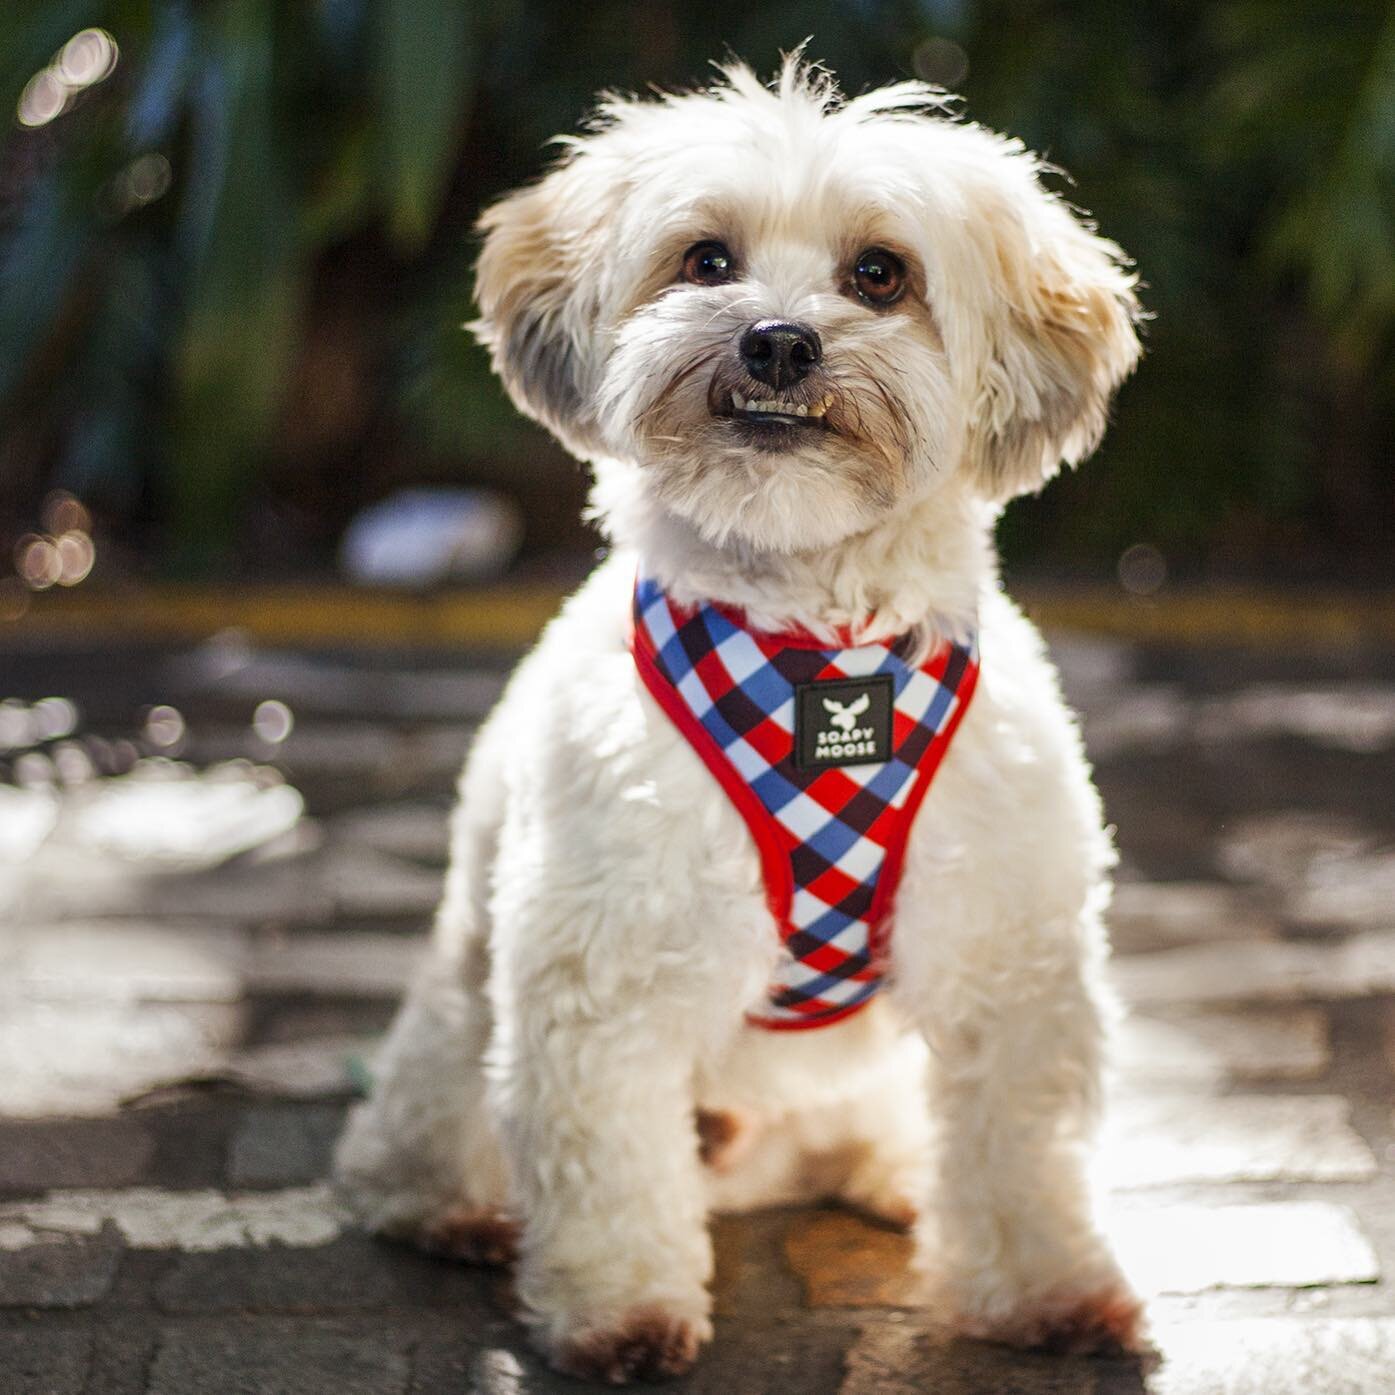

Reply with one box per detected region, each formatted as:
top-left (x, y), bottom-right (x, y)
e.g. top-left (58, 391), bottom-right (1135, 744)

top-left (795, 676), bottom-right (892, 770)
top-left (822, 692), bottom-right (870, 733)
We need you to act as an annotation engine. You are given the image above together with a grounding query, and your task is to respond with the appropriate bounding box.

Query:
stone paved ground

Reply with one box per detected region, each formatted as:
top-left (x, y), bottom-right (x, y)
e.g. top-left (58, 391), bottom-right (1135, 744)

top-left (3, 617), bottom-right (1395, 1393)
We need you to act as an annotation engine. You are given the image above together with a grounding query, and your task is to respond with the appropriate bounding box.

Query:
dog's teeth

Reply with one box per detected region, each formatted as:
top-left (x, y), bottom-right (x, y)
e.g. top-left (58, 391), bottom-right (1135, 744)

top-left (736, 397), bottom-right (822, 418)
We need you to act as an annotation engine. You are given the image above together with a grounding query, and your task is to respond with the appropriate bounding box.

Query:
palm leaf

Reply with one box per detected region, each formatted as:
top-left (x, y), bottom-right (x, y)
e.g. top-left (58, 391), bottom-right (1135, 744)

top-left (167, 0), bottom-right (301, 566)
top-left (371, 0), bottom-right (475, 251)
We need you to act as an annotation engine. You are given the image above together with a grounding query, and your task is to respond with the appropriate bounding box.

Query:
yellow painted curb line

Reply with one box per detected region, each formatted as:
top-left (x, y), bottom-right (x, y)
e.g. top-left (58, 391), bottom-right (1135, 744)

top-left (1018, 587), bottom-right (1395, 649)
top-left (6, 584), bottom-right (570, 650)
top-left (7, 582), bottom-right (1395, 651)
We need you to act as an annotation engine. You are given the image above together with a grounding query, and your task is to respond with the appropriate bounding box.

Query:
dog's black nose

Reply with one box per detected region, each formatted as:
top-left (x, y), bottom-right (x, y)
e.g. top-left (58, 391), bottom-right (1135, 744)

top-left (739, 320), bottom-right (822, 389)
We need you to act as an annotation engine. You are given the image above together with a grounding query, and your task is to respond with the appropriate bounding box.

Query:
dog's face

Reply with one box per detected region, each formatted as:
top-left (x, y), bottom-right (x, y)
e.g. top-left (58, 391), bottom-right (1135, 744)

top-left (473, 62), bottom-right (1141, 555)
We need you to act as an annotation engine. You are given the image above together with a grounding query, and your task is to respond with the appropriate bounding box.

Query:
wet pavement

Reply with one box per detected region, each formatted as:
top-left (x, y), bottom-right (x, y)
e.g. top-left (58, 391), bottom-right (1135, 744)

top-left (3, 615), bottom-right (1395, 1393)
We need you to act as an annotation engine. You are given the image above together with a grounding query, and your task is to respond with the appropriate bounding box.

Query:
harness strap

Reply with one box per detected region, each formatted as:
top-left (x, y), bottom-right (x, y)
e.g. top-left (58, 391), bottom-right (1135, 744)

top-left (630, 575), bottom-right (979, 1030)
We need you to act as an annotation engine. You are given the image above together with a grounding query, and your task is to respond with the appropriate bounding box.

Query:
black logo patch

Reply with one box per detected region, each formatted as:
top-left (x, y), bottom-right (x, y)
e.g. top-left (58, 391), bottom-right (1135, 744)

top-left (794, 675), bottom-right (894, 770)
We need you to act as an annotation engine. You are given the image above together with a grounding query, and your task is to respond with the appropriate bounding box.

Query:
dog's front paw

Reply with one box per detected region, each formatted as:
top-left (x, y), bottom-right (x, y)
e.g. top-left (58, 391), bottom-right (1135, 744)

top-left (971, 1284), bottom-right (1148, 1356)
top-left (417, 1205), bottom-right (519, 1266)
top-left (551, 1306), bottom-right (710, 1384)
top-left (944, 1279), bottom-right (1149, 1355)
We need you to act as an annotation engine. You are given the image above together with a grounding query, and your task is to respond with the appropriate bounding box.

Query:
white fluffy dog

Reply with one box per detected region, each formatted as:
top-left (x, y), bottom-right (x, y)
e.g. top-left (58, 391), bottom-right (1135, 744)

top-left (335, 56), bottom-right (1146, 1382)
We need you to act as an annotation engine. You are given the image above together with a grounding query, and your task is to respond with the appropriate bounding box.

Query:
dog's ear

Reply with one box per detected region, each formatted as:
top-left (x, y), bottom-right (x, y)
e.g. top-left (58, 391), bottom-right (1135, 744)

top-left (471, 157), bottom-right (611, 458)
top-left (948, 152), bottom-right (1142, 502)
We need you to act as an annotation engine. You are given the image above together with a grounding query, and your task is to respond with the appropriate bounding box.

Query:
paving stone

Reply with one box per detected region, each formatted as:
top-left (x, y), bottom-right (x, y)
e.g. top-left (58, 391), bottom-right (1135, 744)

top-left (153, 1232), bottom-right (497, 1315)
top-left (1195, 685), bottom-right (1395, 753)
top-left (153, 1234), bottom-right (401, 1313)
top-left (270, 723), bottom-right (471, 789)
top-left (401, 725), bottom-right (474, 780)
top-left (417, 1318), bottom-right (854, 1395)
top-left (1102, 1094), bottom-right (1377, 1188)
top-left (1080, 686), bottom-right (1189, 758)
top-left (0, 1226), bottom-right (122, 1308)
top-left (1287, 851), bottom-right (1395, 931)
top-left (322, 845), bottom-right (444, 917)
top-left (140, 855), bottom-right (336, 926)
top-left (0, 1327), bottom-right (92, 1393)
top-left (671, 1320), bottom-right (854, 1395)
top-left (68, 770), bottom-right (304, 866)
top-left (1150, 1317), bottom-right (1395, 1395)
top-left (1115, 1008), bottom-right (1330, 1087)
top-left (248, 1000), bottom-right (394, 1044)
top-left (139, 1100), bottom-right (241, 1192)
top-left (332, 803), bottom-right (451, 865)
top-left (783, 1198), bottom-right (1380, 1314)
top-left (0, 1001), bottom-right (244, 1118)
top-left (457, 1346), bottom-right (559, 1395)
top-left (248, 932), bottom-right (424, 997)
top-left (0, 1185), bottom-right (345, 1252)
top-left (1383, 1002), bottom-right (1395, 1077)
top-left (272, 723), bottom-right (410, 775)
top-left (711, 1211), bottom-right (808, 1319)
top-left (1110, 1201), bottom-right (1379, 1293)
top-left (1111, 932), bottom-right (1395, 1007)
top-left (1048, 632), bottom-right (1137, 709)
top-left (173, 646), bottom-right (508, 721)
top-left (0, 786), bottom-right (59, 861)
top-left (227, 1035), bottom-right (375, 1098)
top-left (784, 1212), bottom-right (917, 1308)
top-left (1217, 812), bottom-right (1374, 889)
top-left (0, 921), bottom-right (249, 1004)
top-left (1215, 813), bottom-right (1395, 931)
top-left (147, 1325), bottom-right (411, 1395)
top-left (11, 827), bottom-right (329, 925)
top-left (839, 1322), bottom-right (1100, 1395)
top-left (228, 1103), bottom-right (346, 1188)
top-left (0, 1117), bottom-right (154, 1194)
top-left (83, 1325), bottom-right (159, 1395)
top-left (1108, 881), bottom-right (1276, 953)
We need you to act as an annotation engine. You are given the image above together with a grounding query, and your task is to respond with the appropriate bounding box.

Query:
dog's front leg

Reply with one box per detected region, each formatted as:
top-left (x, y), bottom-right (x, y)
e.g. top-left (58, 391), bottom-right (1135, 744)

top-left (490, 923), bottom-right (728, 1383)
top-left (897, 919), bottom-right (1147, 1355)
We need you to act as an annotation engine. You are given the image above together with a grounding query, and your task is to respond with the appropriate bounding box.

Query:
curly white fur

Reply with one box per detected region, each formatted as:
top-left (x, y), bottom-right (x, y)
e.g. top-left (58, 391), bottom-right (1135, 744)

top-left (335, 55), bottom-right (1147, 1380)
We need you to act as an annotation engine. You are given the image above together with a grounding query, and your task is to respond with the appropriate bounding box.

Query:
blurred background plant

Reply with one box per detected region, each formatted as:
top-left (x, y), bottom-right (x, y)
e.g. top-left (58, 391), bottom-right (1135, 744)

top-left (1, 0), bottom-right (1392, 583)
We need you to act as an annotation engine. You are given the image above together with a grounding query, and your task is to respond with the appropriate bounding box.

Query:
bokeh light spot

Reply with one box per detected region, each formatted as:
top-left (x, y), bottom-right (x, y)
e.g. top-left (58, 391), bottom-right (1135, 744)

top-left (143, 705), bottom-right (186, 750)
top-left (55, 530), bottom-right (96, 586)
top-left (127, 153), bottom-right (172, 204)
top-left (912, 36), bottom-right (969, 89)
top-left (57, 29), bottom-right (119, 89)
top-left (17, 28), bottom-right (118, 128)
top-left (16, 535), bottom-right (61, 590)
top-left (0, 578), bottom-right (30, 623)
top-left (1118, 543), bottom-right (1167, 596)
top-left (252, 699), bottom-right (295, 745)
top-left (0, 701), bottom-right (35, 751)
top-left (14, 752), bottom-right (56, 788)
top-left (53, 740), bottom-right (95, 785)
top-left (17, 70), bottom-right (67, 127)
top-left (33, 697), bottom-right (79, 741)
top-left (41, 491), bottom-right (91, 536)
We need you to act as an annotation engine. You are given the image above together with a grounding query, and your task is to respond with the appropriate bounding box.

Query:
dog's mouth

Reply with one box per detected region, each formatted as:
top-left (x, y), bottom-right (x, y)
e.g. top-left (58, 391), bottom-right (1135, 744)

top-left (715, 392), bottom-right (833, 433)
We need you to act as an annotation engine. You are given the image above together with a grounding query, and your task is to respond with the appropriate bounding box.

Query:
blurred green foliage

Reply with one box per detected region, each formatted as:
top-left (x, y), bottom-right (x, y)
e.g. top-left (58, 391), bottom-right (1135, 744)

top-left (1, 1), bottom-right (1392, 577)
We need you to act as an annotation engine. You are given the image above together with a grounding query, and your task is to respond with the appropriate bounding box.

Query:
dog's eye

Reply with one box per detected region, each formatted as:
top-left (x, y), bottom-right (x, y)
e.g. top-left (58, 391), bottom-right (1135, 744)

top-left (853, 248), bottom-right (907, 306)
top-left (681, 241), bottom-right (736, 286)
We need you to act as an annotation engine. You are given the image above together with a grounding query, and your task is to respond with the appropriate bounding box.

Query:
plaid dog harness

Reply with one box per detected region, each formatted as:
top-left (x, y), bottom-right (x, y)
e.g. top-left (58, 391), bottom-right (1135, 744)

top-left (631, 575), bottom-right (980, 1030)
